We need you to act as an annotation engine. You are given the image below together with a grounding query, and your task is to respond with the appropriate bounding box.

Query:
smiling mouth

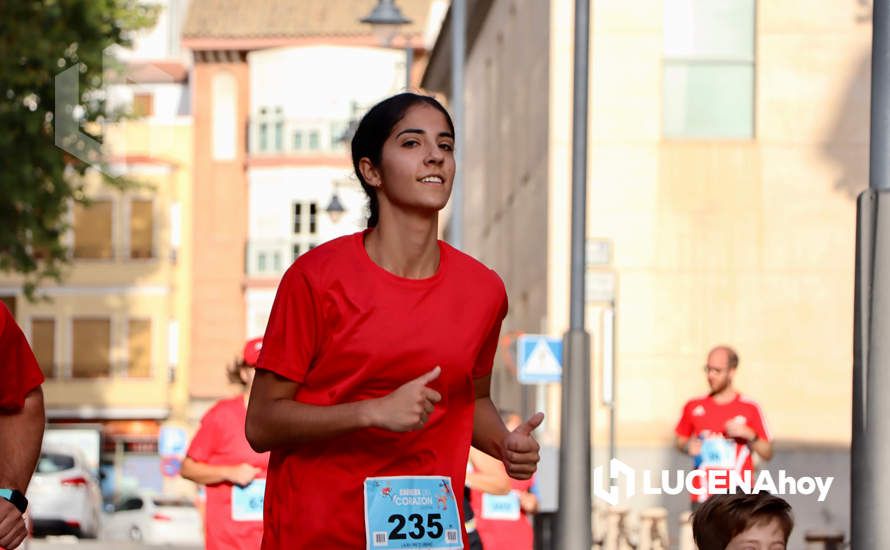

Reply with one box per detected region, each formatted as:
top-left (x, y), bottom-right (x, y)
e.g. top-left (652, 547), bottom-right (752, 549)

top-left (419, 176), bottom-right (444, 185)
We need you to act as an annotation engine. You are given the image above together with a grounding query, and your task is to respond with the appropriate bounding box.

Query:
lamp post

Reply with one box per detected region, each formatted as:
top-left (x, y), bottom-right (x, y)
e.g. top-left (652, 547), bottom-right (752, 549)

top-left (556, 0), bottom-right (593, 548)
top-left (852, 0), bottom-right (890, 546)
top-left (361, 0), bottom-right (414, 90)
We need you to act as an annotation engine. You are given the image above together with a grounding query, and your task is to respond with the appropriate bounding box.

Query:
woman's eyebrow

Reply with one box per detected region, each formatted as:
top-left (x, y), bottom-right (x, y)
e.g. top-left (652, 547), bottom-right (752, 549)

top-left (396, 128), bottom-right (424, 138)
top-left (394, 128), bottom-right (455, 139)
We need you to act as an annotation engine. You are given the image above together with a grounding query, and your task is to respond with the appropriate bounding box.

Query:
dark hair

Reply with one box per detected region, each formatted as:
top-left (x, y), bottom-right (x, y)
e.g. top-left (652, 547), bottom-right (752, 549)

top-left (692, 492), bottom-right (794, 550)
top-left (226, 357), bottom-right (250, 387)
top-left (350, 93), bottom-right (455, 228)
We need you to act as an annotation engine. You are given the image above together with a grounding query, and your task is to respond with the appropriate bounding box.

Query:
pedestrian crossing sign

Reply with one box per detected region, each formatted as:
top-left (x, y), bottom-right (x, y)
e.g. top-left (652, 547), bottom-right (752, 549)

top-left (517, 335), bottom-right (563, 384)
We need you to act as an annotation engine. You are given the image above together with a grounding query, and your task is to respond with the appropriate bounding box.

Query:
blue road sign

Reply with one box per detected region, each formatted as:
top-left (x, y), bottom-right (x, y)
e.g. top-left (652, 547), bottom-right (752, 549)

top-left (517, 335), bottom-right (563, 384)
top-left (159, 426), bottom-right (188, 457)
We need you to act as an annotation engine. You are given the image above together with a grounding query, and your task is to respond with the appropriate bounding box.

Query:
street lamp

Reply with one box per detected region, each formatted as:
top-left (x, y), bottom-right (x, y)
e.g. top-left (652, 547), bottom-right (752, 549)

top-left (325, 190), bottom-right (346, 224)
top-left (360, 0), bottom-right (414, 90)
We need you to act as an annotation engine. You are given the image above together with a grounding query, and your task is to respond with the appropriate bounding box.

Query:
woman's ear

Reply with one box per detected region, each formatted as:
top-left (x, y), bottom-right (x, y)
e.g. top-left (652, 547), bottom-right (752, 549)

top-left (359, 157), bottom-right (383, 189)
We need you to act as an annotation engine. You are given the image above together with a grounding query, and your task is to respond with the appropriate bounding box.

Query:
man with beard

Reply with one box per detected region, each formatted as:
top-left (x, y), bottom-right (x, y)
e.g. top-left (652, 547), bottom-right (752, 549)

top-left (674, 346), bottom-right (773, 508)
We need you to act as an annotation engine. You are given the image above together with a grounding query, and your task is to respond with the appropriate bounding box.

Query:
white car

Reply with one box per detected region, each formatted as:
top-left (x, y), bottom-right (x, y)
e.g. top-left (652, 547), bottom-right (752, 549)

top-left (26, 445), bottom-right (102, 538)
top-left (102, 491), bottom-right (203, 545)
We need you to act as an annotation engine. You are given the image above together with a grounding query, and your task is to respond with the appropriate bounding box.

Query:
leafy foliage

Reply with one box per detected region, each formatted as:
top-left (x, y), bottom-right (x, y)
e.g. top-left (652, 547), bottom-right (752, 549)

top-left (0, 0), bottom-right (157, 299)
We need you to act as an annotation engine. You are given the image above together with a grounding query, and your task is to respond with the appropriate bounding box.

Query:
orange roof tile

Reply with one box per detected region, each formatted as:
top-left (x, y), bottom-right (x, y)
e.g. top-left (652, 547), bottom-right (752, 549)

top-left (182, 0), bottom-right (432, 41)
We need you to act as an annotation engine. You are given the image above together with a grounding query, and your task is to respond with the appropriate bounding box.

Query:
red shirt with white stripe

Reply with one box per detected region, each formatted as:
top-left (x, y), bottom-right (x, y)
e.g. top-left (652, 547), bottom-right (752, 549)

top-left (674, 393), bottom-right (770, 502)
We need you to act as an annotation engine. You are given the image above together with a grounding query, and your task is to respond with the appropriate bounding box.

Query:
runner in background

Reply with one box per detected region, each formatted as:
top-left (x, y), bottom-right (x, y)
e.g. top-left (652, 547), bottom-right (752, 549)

top-left (470, 412), bottom-right (538, 550)
top-left (675, 345), bottom-right (772, 508)
top-left (181, 338), bottom-right (269, 550)
top-left (465, 443), bottom-right (512, 550)
top-left (0, 302), bottom-right (46, 550)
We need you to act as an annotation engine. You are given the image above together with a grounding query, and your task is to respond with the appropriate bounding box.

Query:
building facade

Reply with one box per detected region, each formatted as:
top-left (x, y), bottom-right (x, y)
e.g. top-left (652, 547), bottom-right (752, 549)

top-left (423, 0), bottom-right (867, 544)
top-left (243, 45), bottom-right (409, 338)
top-left (0, 0), bottom-right (194, 499)
top-left (181, 0), bottom-right (439, 397)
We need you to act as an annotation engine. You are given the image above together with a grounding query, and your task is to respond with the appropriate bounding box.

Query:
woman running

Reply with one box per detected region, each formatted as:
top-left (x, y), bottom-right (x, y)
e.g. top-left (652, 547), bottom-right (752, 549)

top-left (181, 338), bottom-right (269, 550)
top-left (246, 92), bottom-right (543, 549)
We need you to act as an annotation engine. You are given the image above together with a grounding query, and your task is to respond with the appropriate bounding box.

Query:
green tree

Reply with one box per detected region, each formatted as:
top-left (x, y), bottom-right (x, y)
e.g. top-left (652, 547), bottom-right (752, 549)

top-left (0, 0), bottom-right (157, 299)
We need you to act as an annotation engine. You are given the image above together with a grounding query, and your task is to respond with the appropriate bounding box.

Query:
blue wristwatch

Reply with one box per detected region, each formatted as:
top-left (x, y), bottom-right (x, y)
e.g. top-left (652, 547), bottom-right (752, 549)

top-left (0, 488), bottom-right (28, 514)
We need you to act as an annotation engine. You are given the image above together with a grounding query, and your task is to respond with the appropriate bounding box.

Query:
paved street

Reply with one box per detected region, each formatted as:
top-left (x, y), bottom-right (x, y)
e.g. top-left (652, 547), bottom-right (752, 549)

top-left (29, 538), bottom-right (201, 550)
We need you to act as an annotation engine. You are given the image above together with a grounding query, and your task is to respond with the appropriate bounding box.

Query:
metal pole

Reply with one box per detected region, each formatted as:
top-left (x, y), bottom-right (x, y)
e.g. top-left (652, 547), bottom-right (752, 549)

top-left (450, 0), bottom-right (465, 249)
top-left (405, 44), bottom-right (413, 91)
top-left (556, 0), bottom-right (592, 547)
top-left (851, 188), bottom-right (890, 548)
top-left (870, 0), bottom-right (890, 192)
top-left (604, 306), bottom-right (616, 469)
top-left (852, 2), bottom-right (890, 545)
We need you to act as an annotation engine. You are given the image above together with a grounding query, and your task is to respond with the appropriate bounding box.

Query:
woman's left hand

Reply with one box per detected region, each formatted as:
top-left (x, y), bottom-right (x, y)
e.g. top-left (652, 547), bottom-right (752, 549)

top-left (501, 412), bottom-right (544, 480)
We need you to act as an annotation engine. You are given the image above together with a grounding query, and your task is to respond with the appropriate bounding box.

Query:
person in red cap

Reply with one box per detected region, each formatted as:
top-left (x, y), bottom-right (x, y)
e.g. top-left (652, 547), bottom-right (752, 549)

top-left (181, 337), bottom-right (269, 550)
top-left (0, 302), bottom-right (46, 550)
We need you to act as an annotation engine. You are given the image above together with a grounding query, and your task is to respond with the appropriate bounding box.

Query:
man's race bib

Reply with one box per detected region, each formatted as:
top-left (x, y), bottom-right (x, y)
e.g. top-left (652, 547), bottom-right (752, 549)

top-left (364, 476), bottom-right (463, 549)
top-left (481, 492), bottom-right (521, 521)
top-left (697, 437), bottom-right (737, 469)
top-left (231, 479), bottom-right (265, 522)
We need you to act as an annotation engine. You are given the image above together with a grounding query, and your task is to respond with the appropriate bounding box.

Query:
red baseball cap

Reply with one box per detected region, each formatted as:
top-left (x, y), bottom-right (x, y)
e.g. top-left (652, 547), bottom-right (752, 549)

top-left (242, 337), bottom-right (263, 367)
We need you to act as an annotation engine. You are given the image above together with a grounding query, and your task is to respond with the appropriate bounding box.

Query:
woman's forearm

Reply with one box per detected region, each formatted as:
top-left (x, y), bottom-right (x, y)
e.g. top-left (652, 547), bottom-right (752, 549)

top-left (0, 387), bottom-right (45, 492)
top-left (180, 458), bottom-right (236, 485)
top-left (246, 397), bottom-right (373, 452)
top-left (471, 397), bottom-right (509, 461)
top-left (246, 368), bottom-right (443, 452)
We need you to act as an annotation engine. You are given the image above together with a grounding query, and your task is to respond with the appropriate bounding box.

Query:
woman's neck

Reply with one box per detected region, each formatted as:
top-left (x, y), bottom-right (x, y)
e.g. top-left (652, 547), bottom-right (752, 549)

top-left (364, 213), bottom-right (440, 279)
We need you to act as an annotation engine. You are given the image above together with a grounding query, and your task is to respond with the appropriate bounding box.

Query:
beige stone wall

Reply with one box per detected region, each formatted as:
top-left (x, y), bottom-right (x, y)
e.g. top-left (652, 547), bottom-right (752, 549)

top-left (3, 119), bottom-right (194, 419)
top-left (455, 0), bottom-right (869, 448)
top-left (23, 292), bottom-right (172, 409)
top-left (587, 0), bottom-right (870, 446)
top-left (461, 0), bottom-right (552, 411)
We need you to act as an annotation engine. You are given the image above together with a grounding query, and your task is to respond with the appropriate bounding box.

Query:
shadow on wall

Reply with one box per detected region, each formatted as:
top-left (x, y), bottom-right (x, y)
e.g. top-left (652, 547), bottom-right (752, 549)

top-left (822, 50), bottom-right (871, 200)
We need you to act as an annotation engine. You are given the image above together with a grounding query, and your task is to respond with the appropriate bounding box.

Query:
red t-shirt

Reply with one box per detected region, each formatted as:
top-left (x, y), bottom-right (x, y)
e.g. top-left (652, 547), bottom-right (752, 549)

top-left (186, 395), bottom-right (270, 550)
top-left (258, 230), bottom-right (508, 549)
top-left (471, 477), bottom-right (535, 550)
top-left (0, 302), bottom-right (45, 411)
top-left (674, 393), bottom-right (771, 502)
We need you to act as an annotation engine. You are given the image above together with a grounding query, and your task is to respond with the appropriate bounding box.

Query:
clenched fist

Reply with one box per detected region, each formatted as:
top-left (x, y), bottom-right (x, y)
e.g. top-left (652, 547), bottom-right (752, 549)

top-left (0, 499), bottom-right (27, 550)
top-left (367, 367), bottom-right (443, 432)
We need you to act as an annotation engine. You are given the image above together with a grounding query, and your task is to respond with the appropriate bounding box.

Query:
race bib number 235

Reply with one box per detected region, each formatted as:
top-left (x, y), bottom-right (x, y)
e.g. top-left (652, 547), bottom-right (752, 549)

top-left (364, 476), bottom-right (463, 549)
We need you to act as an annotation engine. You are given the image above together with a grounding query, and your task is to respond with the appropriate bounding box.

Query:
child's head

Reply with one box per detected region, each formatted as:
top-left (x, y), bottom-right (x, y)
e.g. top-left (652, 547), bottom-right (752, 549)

top-left (692, 492), bottom-right (794, 550)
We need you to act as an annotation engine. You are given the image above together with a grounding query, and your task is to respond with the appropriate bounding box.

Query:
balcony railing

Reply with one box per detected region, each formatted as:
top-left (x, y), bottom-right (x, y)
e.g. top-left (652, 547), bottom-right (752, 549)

top-left (247, 113), bottom-right (353, 156)
top-left (246, 238), bottom-right (319, 277)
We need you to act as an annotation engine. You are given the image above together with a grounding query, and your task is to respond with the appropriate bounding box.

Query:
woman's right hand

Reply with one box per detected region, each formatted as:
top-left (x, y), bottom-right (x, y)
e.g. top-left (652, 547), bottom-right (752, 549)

top-left (227, 463), bottom-right (262, 487)
top-left (366, 367), bottom-right (442, 432)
